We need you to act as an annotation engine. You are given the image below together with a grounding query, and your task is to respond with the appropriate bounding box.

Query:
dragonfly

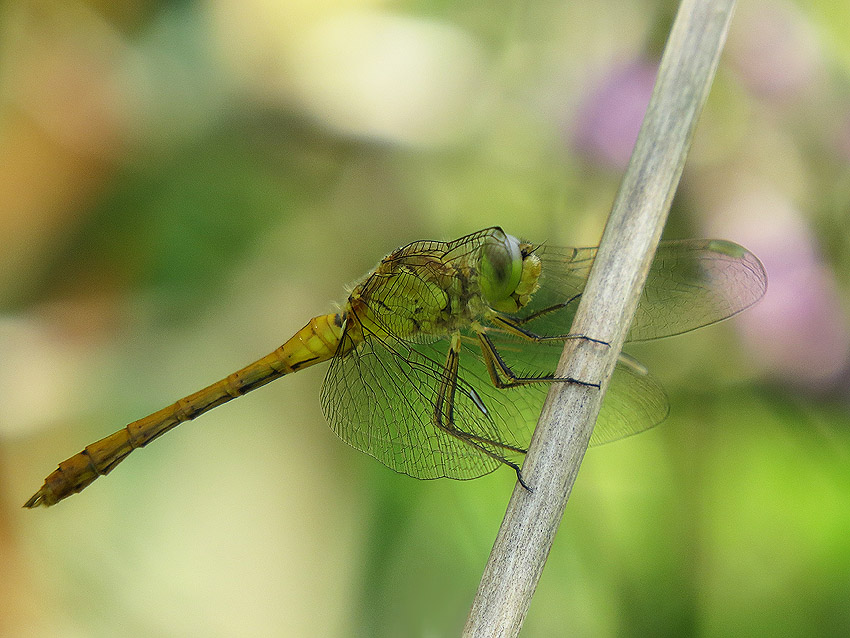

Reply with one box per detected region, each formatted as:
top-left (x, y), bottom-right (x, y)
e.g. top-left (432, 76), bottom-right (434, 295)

top-left (24, 227), bottom-right (766, 507)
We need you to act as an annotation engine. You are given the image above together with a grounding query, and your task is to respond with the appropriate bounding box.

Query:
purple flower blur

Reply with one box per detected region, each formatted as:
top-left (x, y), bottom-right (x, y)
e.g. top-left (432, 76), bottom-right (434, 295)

top-left (571, 60), bottom-right (657, 170)
top-left (727, 0), bottom-right (820, 102)
top-left (706, 189), bottom-right (850, 390)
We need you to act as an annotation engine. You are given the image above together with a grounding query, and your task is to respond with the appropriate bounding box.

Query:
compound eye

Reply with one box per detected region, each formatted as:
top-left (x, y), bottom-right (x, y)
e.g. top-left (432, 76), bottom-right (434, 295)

top-left (480, 229), bottom-right (522, 306)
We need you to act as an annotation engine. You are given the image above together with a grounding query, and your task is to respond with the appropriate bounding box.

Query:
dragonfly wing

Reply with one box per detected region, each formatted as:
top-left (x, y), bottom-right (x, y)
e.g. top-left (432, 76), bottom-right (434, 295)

top-left (320, 326), bottom-right (533, 481)
top-left (484, 332), bottom-right (669, 445)
top-left (527, 239), bottom-right (767, 341)
top-left (591, 356), bottom-right (669, 444)
top-left (629, 239), bottom-right (767, 340)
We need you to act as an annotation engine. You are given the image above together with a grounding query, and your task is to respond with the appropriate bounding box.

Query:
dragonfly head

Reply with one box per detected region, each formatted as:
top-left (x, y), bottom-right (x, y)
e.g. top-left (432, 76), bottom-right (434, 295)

top-left (480, 228), bottom-right (541, 314)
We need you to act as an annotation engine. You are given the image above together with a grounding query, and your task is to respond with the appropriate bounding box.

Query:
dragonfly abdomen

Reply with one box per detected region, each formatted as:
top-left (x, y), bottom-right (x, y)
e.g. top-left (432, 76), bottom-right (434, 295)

top-left (24, 313), bottom-right (346, 507)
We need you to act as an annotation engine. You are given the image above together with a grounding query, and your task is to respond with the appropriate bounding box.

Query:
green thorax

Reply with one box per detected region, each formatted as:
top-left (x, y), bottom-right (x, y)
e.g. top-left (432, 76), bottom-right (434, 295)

top-left (346, 228), bottom-right (542, 341)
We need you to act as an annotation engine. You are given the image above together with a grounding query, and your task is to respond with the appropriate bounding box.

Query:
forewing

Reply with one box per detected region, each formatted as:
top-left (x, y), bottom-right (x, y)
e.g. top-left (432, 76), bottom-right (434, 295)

top-left (628, 239), bottom-right (767, 341)
top-left (523, 239), bottom-right (766, 342)
top-left (319, 232), bottom-right (759, 480)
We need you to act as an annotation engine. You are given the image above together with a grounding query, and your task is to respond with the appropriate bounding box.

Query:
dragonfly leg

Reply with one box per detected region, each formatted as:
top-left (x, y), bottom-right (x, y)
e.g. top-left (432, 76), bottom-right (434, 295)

top-left (432, 333), bottom-right (532, 490)
top-left (491, 312), bottom-right (609, 347)
top-left (509, 294), bottom-right (582, 325)
top-left (477, 332), bottom-right (601, 390)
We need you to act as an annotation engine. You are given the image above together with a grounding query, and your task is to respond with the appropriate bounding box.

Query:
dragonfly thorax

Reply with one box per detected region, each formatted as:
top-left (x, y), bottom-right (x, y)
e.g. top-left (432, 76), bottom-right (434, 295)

top-left (343, 228), bottom-right (544, 345)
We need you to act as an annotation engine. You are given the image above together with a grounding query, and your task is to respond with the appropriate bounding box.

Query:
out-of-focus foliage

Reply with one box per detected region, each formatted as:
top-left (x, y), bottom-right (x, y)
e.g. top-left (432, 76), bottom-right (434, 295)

top-left (1, 0), bottom-right (849, 636)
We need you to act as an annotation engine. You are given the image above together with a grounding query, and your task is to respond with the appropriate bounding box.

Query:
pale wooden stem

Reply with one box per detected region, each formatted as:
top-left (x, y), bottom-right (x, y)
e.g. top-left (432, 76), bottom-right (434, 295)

top-left (463, 0), bottom-right (737, 635)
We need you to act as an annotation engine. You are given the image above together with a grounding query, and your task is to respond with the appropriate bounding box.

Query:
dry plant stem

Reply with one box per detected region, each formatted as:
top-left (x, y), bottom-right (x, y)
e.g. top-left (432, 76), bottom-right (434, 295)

top-left (462, 0), bottom-right (737, 636)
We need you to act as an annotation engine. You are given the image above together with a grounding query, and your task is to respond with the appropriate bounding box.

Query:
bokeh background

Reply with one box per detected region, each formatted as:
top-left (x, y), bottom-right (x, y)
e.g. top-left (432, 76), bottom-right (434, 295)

top-left (2, 0), bottom-right (850, 636)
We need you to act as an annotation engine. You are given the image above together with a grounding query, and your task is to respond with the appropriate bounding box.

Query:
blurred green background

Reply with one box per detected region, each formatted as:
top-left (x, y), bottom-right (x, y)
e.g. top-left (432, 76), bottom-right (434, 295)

top-left (2, 0), bottom-right (850, 636)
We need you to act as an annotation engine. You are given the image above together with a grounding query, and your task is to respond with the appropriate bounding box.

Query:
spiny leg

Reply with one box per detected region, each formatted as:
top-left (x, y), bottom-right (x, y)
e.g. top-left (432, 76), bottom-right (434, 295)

top-left (433, 333), bottom-right (461, 429)
top-left (490, 312), bottom-right (609, 347)
top-left (473, 330), bottom-right (603, 491)
top-left (432, 333), bottom-right (532, 490)
top-left (476, 332), bottom-right (601, 390)
top-left (509, 294), bottom-right (582, 325)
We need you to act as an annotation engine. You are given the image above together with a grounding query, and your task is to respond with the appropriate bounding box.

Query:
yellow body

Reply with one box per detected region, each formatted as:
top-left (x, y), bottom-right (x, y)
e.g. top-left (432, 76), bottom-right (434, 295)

top-left (24, 228), bottom-right (766, 507)
top-left (25, 313), bottom-right (346, 507)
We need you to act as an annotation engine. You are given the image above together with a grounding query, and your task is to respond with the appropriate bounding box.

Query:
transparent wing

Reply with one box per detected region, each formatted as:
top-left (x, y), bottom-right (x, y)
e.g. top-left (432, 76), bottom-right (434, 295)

top-left (321, 323), bottom-right (670, 482)
top-left (483, 332), bottom-right (669, 445)
top-left (319, 235), bottom-right (763, 479)
top-left (320, 325), bottom-right (534, 481)
top-left (520, 239), bottom-right (767, 342)
top-left (596, 356), bottom-right (669, 444)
